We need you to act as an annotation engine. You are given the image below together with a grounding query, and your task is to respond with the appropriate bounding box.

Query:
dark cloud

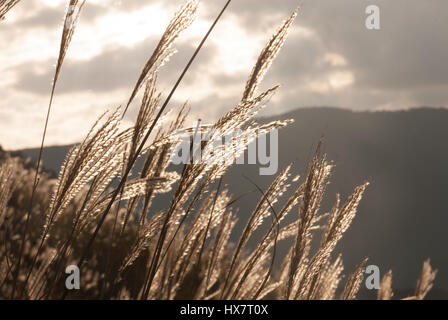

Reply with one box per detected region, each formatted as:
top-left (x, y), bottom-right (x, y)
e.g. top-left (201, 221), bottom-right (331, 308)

top-left (211, 72), bottom-right (246, 88)
top-left (200, 0), bottom-right (448, 109)
top-left (300, 0), bottom-right (448, 91)
top-left (10, 2), bottom-right (111, 30)
top-left (262, 34), bottom-right (332, 83)
top-left (13, 35), bottom-right (217, 95)
top-left (16, 7), bottom-right (62, 28)
top-left (7, 0), bottom-right (448, 114)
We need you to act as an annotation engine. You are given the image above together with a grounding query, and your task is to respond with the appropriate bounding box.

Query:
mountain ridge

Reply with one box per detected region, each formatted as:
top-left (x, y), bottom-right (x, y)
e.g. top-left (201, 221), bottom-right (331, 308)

top-left (5, 106), bottom-right (448, 297)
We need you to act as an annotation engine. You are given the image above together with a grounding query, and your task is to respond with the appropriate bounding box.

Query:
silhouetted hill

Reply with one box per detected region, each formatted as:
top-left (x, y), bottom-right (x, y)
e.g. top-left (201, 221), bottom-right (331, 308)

top-left (230, 107), bottom-right (448, 297)
top-left (10, 145), bottom-right (73, 178)
top-left (10, 107), bottom-right (448, 297)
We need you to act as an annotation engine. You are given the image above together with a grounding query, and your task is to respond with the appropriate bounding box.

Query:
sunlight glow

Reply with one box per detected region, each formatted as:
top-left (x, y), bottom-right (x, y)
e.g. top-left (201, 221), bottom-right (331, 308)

top-left (309, 71), bottom-right (354, 93)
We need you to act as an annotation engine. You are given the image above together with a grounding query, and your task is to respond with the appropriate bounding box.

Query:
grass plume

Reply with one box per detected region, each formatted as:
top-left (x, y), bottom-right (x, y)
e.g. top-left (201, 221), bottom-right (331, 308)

top-left (0, 1), bottom-right (437, 300)
top-left (0, 0), bottom-right (20, 20)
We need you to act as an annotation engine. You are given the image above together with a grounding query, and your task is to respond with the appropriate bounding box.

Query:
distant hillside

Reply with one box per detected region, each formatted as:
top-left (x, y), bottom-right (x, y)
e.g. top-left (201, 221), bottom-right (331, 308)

top-left (10, 145), bottom-right (74, 178)
top-left (9, 107), bottom-right (448, 298)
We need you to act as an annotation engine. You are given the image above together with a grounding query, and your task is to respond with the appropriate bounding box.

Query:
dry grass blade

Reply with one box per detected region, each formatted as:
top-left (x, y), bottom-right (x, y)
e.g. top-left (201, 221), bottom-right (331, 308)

top-left (71, 2), bottom-right (232, 296)
top-left (340, 258), bottom-right (368, 300)
top-left (0, 0), bottom-right (20, 20)
top-left (313, 255), bottom-right (344, 300)
top-left (45, 109), bottom-right (124, 234)
top-left (1, 1), bottom-right (439, 301)
top-left (378, 270), bottom-right (393, 300)
top-left (56, 0), bottom-right (87, 85)
top-left (0, 158), bottom-right (15, 223)
top-left (286, 144), bottom-right (331, 299)
top-left (33, 0), bottom-right (87, 201)
top-left (124, 0), bottom-right (199, 115)
top-left (409, 259), bottom-right (437, 300)
top-left (13, 0), bottom-right (87, 299)
top-left (243, 8), bottom-right (298, 101)
top-left (295, 182), bottom-right (369, 300)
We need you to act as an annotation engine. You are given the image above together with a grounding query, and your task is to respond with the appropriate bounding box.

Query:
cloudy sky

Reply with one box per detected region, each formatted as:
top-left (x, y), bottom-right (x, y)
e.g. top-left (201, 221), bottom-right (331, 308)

top-left (1, 0), bottom-right (447, 149)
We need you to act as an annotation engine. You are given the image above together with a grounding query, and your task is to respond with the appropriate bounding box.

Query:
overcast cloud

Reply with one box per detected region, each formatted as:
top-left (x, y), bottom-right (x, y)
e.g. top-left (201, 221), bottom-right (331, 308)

top-left (1, 0), bottom-right (447, 149)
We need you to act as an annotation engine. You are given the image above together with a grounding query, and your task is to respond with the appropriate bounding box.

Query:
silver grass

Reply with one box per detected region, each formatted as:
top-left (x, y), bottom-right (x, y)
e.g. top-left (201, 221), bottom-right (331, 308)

top-left (0, 0), bottom-right (20, 20)
top-left (243, 8), bottom-right (299, 101)
top-left (403, 259), bottom-right (438, 300)
top-left (0, 2), bottom-right (437, 301)
top-left (378, 270), bottom-right (393, 300)
top-left (124, 0), bottom-right (199, 114)
top-left (340, 258), bottom-right (368, 300)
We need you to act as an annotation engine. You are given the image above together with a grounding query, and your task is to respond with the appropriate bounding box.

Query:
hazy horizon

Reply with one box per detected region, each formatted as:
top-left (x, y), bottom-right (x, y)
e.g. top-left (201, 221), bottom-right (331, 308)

top-left (4, 105), bottom-right (447, 151)
top-left (1, 0), bottom-right (448, 149)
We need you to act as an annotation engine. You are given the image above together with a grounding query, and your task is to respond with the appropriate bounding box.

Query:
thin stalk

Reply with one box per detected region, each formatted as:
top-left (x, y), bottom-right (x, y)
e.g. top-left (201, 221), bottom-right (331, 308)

top-left (64, 0), bottom-right (232, 300)
top-left (12, 83), bottom-right (56, 299)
